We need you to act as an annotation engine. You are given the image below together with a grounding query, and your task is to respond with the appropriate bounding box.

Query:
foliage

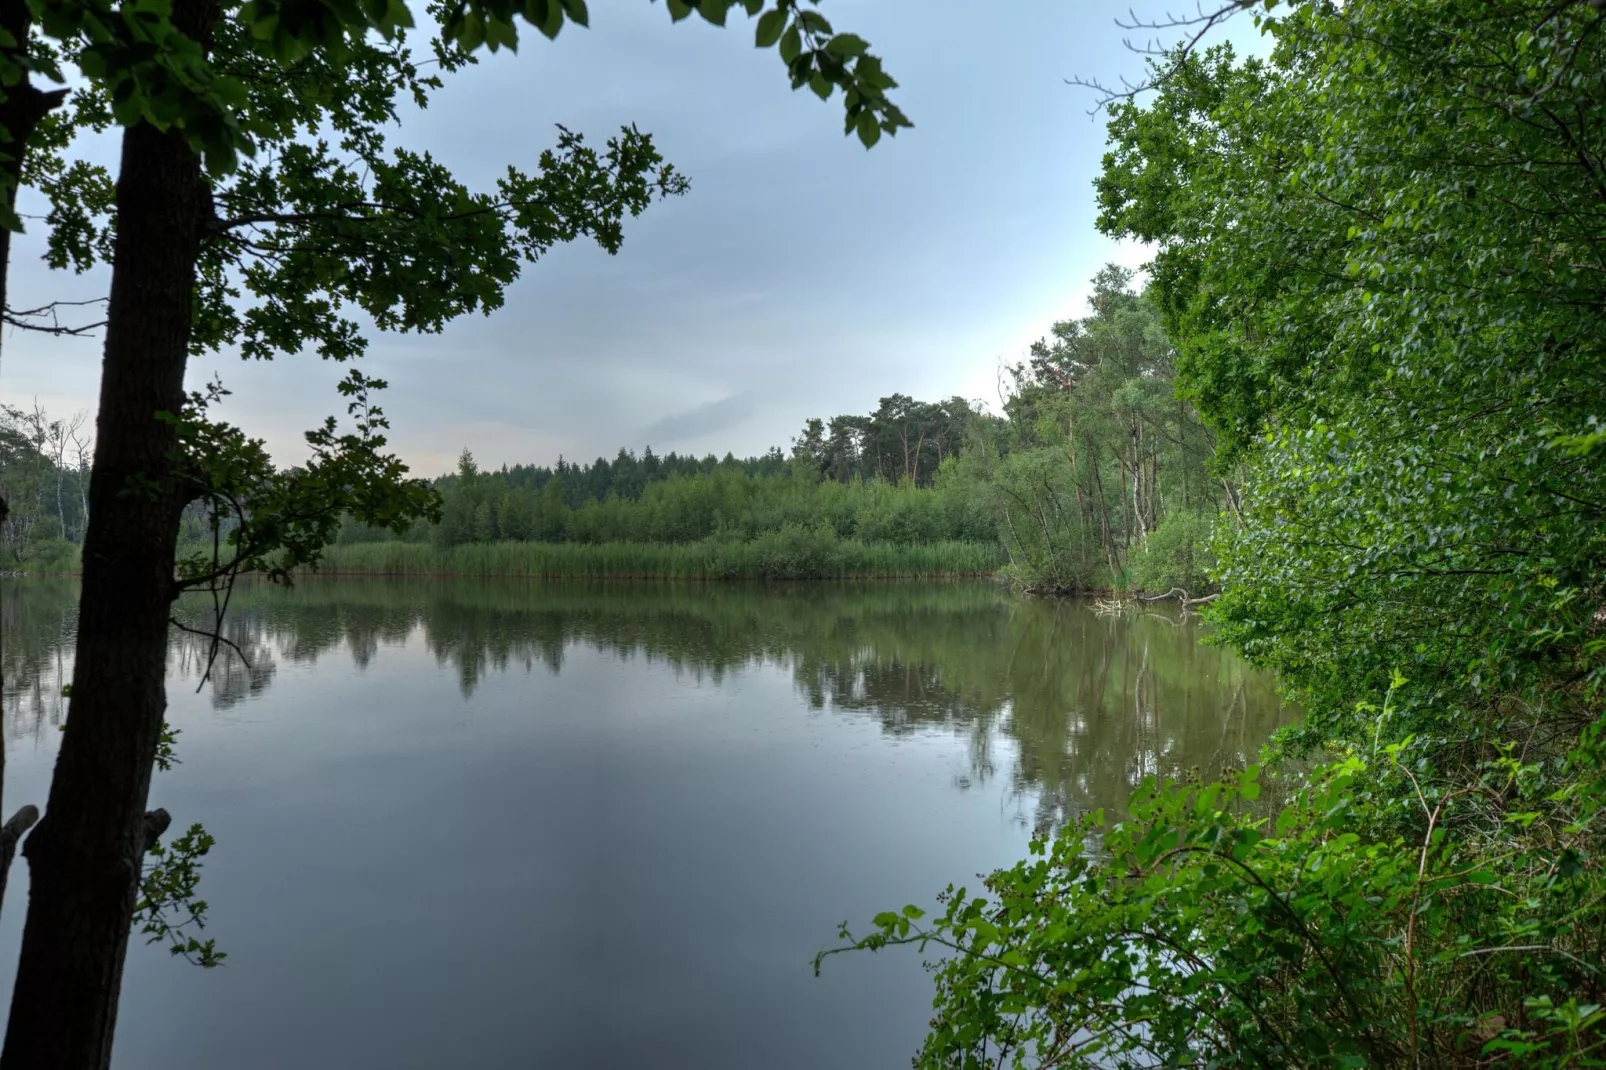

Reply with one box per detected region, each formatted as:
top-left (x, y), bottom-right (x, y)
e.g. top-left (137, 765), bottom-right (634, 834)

top-left (825, 2), bottom-right (1606, 1064)
top-left (793, 394), bottom-right (979, 487)
top-left (826, 735), bottom-right (1604, 1068)
top-left (332, 420), bottom-right (1001, 557)
top-left (1, 0), bottom-right (910, 228)
top-left (1129, 509), bottom-right (1214, 595)
top-left (0, 403), bottom-right (90, 567)
top-left (135, 823), bottom-right (224, 970)
top-left (335, 295), bottom-right (1224, 597)
top-left (982, 268), bottom-right (1225, 593)
top-left (1092, 2), bottom-right (1606, 736)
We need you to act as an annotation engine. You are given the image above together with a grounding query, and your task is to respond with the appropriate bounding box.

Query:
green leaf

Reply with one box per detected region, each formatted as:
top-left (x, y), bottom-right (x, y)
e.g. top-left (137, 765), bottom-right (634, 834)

top-left (855, 111), bottom-right (879, 148)
top-left (753, 6), bottom-right (786, 47)
top-left (824, 32), bottom-right (868, 57)
top-left (665, 0), bottom-right (694, 21)
top-left (696, 0), bottom-right (727, 26)
top-left (778, 23), bottom-right (801, 64)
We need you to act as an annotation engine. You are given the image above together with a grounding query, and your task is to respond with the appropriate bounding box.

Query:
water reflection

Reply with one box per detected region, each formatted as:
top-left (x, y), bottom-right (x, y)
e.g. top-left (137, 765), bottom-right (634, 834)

top-left (4, 578), bottom-right (1290, 831)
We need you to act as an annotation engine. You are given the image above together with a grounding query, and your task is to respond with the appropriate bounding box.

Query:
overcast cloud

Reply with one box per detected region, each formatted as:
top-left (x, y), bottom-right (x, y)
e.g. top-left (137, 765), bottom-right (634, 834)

top-left (0, 2), bottom-right (1266, 477)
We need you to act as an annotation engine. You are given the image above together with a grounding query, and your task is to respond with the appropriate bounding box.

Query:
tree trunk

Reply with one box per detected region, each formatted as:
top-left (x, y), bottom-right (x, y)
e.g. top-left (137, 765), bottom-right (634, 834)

top-left (2, 1), bottom-right (213, 1055)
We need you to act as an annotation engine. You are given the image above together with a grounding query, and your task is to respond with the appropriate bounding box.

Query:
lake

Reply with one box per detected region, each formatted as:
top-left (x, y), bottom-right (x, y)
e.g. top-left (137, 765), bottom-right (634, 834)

top-left (0, 578), bottom-right (1292, 1069)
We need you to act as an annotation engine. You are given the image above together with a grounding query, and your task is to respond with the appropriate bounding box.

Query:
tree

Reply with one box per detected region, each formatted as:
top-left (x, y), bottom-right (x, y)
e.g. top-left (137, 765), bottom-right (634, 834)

top-left (983, 266), bottom-right (1219, 592)
top-left (827, 2), bottom-right (1606, 1063)
top-left (0, 1), bottom-right (912, 1065)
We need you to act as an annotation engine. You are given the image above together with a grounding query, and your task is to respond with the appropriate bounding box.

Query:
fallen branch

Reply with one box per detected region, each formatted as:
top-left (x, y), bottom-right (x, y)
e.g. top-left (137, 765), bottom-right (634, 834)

top-left (1137, 587), bottom-right (1221, 608)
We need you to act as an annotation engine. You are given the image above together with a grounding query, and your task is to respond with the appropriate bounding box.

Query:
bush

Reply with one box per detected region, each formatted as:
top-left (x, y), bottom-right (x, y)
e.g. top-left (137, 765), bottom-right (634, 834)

top-left (1130, 510), bottom-right (1216, 594)
top-left (826, 717), bottom-right (1605, 1069)
top-left (18, 538), bottom-right (80, 573)
top-left (747, 522), bottom-right (844, 579)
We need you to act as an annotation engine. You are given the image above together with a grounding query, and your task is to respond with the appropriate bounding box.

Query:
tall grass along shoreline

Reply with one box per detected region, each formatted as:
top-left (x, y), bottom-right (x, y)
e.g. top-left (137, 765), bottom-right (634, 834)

top-left (304, 538), bottom-right (1003, 581)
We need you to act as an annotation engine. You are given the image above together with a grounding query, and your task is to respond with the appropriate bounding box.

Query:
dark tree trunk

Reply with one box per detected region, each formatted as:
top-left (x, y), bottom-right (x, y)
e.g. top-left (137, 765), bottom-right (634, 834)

top-left (1, 0), bottom-right (213, 1055)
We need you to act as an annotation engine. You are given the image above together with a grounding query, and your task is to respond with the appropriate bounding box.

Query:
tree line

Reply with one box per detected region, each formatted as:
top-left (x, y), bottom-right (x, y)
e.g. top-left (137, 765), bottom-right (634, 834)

top-left (331, 286), bottom-right (1222, 594)
top-left (7, 276), bottom-right (1221, 590)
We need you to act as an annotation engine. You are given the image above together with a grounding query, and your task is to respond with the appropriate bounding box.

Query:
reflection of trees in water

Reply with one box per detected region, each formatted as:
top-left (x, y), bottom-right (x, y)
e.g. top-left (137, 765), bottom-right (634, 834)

top-left (2, 580), bottom-right (78, 743)
top-left (4, 580), bottom-right (1293, 826)
top-left (170, 607), bottom-right (279, 710)
top-left (789, 599), bottom-right (1285, 831)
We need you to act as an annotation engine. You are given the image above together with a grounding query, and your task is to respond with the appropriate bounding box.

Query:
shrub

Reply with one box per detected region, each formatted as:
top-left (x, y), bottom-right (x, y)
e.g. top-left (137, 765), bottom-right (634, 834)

top-left (825, 723), bottom-right (1605, 1069)
top-left (1130, 510), bottom-right (1216, 595)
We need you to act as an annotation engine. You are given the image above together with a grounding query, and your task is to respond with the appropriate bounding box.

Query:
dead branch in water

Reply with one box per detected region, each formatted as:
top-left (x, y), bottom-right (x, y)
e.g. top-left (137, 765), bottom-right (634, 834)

top-left (1137, 587), bottom-right (1221, 608)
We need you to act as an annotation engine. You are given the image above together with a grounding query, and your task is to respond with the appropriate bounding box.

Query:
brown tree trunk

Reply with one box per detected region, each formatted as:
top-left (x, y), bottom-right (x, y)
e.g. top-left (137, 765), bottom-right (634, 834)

top-left (1, 0), bottom-right (213, 1055)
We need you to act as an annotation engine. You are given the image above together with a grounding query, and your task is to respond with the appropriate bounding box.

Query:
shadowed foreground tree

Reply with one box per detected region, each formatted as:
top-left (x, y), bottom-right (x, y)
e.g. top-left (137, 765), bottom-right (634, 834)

top-left (0, 1), bottom-right (910, 1066)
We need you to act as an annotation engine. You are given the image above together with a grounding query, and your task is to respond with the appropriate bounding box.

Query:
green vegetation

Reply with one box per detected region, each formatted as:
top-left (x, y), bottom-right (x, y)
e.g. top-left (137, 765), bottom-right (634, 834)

top-left (821, 2), bottom-right (1606, 1066)
top-left (5, 0), bottom-right (1603, 1063)
top-left (972, 265), bottom-right (1223, 594)
top-left (0, 405), bottom-right (89, 572)
top-left (316, 535), bottom-right (1000, 580)
top-left (323, 293), bottom-right (1222, 587)
top-left (323, 424), bottom-right (1002, 578)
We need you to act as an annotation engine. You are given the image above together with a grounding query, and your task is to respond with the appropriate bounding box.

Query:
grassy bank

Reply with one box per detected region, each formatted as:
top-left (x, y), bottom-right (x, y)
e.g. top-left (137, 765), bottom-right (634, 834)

top-left (307, 536), bottom-right (1003, 580)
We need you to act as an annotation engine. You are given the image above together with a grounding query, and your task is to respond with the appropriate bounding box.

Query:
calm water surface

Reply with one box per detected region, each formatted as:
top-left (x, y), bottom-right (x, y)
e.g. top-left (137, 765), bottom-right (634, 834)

top-left (0, 579), bottom-right (1292, 1070)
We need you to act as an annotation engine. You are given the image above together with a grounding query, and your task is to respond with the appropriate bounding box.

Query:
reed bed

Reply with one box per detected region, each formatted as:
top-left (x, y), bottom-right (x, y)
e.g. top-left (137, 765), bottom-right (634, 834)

top-left (307, 537), bottom-right (1003, 581)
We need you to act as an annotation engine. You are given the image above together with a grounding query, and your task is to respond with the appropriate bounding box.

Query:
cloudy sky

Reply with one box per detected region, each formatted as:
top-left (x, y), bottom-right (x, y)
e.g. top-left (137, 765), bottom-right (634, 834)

top-left (0, 1), bottom-right (1263, 477)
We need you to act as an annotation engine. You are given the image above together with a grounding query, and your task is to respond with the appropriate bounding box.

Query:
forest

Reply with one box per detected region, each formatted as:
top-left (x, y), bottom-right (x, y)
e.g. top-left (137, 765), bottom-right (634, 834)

top-left (0, 404), bottom-right (91, 573)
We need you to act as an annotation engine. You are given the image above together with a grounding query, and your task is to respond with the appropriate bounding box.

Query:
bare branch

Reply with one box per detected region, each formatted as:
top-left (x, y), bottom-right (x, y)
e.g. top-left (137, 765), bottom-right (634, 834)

top-left (1066, 0), bottom-right (1258, 114)
top-left (3, 298), bottom-right (110, 338)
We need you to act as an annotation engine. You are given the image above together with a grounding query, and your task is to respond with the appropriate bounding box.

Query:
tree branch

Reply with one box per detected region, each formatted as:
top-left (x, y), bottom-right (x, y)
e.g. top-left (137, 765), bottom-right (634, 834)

top-left (3, 298), bottom-right (110, 338)
top-left (1064, 0), bottom-right (1258, 112)
top-left (141, 809), bottom-right (172, 854)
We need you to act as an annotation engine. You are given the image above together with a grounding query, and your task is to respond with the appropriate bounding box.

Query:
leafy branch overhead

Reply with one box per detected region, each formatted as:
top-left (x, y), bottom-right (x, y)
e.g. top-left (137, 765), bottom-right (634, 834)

top-left (438, 0), bottom-right (910, 148)
top-left (0, 0), bottom-right (908, 209)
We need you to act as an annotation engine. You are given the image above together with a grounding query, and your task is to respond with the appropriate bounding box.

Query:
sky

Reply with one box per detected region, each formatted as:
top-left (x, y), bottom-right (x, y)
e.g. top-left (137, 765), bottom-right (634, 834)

top-left (0, 1), bottom-right (1266, 478)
